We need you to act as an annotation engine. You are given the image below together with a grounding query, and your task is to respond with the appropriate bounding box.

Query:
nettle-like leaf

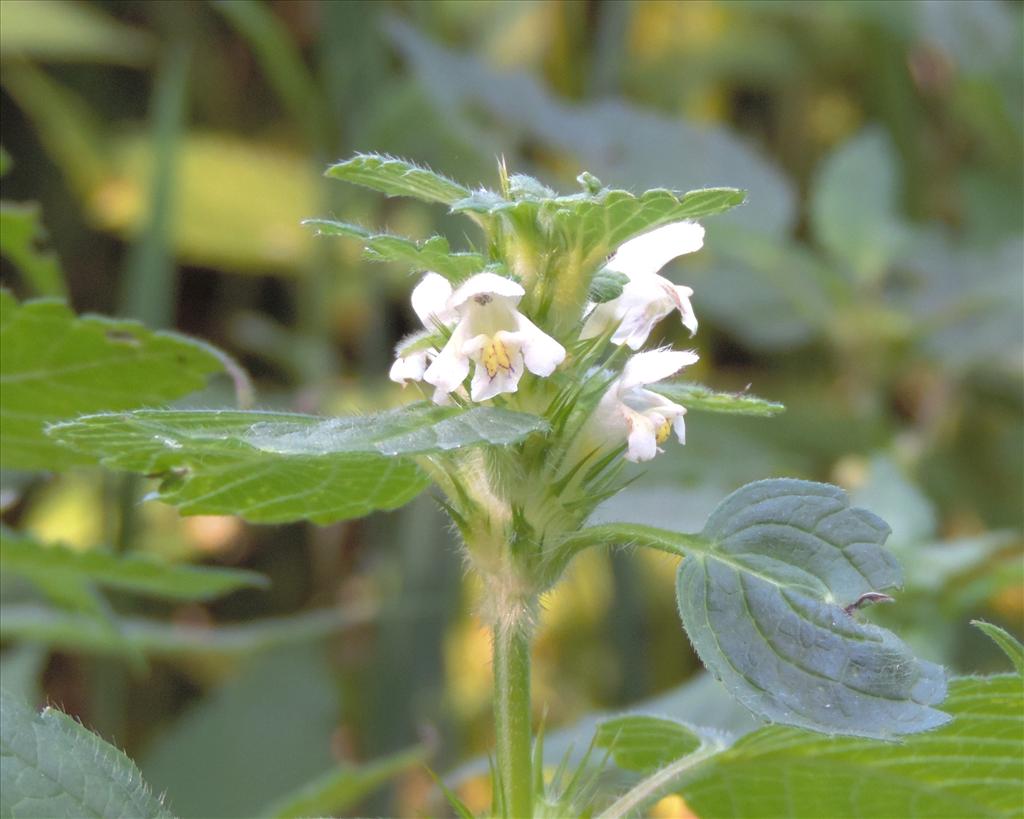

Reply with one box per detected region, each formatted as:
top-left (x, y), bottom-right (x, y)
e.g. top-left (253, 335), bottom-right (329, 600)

top-left (594, 715), bottom-right (703, 774)
top-left (325, 154), bottom-right (470, 206)
top-left (672, 670), bottom-right (1023, 819)
top-left (0, 293), bottom-right (225, 470)
top-left (48, 405), bottom-right (547, 524)
top-left (573, 479), bottom-right (949, 739)
top-left (452, 185), bottom-right (745, 268)
top-left (303, 219), bottom-right (486, 282)
top-left (0, 689), bottom-right (172, 819)
top-left (651, 382), bottom-right (785, 416)
top-left (0, 527), bottom-right (266, 603)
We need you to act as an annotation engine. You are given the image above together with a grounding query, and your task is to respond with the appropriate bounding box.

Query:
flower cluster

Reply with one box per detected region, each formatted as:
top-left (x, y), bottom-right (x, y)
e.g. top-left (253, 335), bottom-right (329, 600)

top-left (391, 220), bottom-right (705, 462)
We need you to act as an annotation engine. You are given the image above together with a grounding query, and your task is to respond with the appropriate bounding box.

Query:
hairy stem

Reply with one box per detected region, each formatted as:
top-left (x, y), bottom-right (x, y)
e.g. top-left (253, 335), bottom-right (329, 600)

top-left (596, 742), bottom-right (722, 819)
top-left (493, 616), bottom-right (534, 818)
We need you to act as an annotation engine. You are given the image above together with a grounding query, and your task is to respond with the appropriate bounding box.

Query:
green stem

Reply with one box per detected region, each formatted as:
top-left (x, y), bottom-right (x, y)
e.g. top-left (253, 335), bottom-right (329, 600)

top-left (493, 616), bottom-right (534, 819)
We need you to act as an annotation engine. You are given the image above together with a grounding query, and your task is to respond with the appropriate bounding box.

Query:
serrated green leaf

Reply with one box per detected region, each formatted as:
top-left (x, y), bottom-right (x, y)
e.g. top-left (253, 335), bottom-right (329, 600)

top-left (594, 715), bottom-right (702, 774)
top-left (452, 185), bottom-right (746, 269)
top-left (0, 202), bottom-right (65, 297)
top-left (0, 527), bottom-right (266, 602)
top-left (671, 673), bottom-right (1023, 819)
top-left (0, 688), bottom-right (173, 819)
top-left (570, 480), bottom-right (949, 739)
top-left (325, 153), bottom-right (470, 206)
top-left (47, 405), bottom-right (547, 524)
top-left (972, 620), bottom-right (1024, 675)
top-left (650, 382), bottom-right (785, 416)
top-left (303, 218), bottom-right (485, 281)
top-left (0, 293), bottom-right (224, 470)
top-left (0, 603), bottom-right (374, 659)
top-left (588, 268), bottom-right (630, 303)
top-left (264, 744), bottom-right (428, 819)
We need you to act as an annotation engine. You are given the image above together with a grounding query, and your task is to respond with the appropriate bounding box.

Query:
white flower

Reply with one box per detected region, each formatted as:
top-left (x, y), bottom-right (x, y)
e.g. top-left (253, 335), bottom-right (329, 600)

top-left (389, 272), bottom-right (456, 386)
top-left (580, 220), bottom-right (704, 350)
top-left (424, 272), bottom-right (566, 402)
top-left (594, 348), bottom-right (699, 462)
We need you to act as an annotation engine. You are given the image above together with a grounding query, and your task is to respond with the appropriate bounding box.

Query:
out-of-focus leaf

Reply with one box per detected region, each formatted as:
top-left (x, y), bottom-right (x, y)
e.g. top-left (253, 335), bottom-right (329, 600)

top-left (386, 18), bottom-right (795, 236)
top-left (0, 688), bottom-right (172, 819)
top-left (0, 604), bottom-right (376, 659)
top-left (264, 744), bottom-right (429, 819)
top-left (810, 126), bottom-right (908, 282)
top-left (669, 672), bottom-right (1024, 819)
top-left (569, 480), bottom-right (951, 739)
top-left (696, 227), bottom-right (840, 351)
top-left (0, 0), bottom-right (153, 65)
top-left (304, 219), bottom-right (486, 281)
top-left (0, 293), bottom-right (224, 470)
top-left (896, 230), bottom-right (1023, 374)
top-left (48, 405), bottom-right (547, 523)
top-left (0, 644), bottom-right (47, 706)
top-left (651, 382), bottom-right (785, 416)
top-left (326, 153), bottom-right (471, 206)
top-left (0, 202), bottom-right (65, 296)
top-left (0, 527), bottom-right (266, 602)
top-left (594, 715), bottom-right (702, 774)
top-left (141, 645), bottom-right (338, 819)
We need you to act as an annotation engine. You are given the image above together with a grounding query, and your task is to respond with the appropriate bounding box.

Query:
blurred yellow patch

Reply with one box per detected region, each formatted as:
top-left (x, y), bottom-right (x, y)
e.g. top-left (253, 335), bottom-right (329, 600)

top-left (445, 614), bottom-right (494, 719)
top-left (22, 473), bottom-right (104, 550)
top-left (650, 793), bottom-right (699, 819)
top-left (808, 91), bottom-right (862, 149)
top-left (630, 1), bottom-right (727, 58)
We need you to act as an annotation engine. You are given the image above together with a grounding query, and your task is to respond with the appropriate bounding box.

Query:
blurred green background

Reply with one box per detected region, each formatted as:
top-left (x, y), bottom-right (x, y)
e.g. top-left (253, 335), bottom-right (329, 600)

top-left (1, 1), bottom-right (1021, 816)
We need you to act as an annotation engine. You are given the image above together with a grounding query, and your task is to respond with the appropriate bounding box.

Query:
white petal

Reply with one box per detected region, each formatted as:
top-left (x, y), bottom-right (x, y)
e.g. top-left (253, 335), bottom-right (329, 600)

top-left (512, 314), bottom-right (566, 376)
top-left (472, 362), bottom-right (523, 402)
top-left (672, 411), bottom-right (687, 445)
top-left (672, 284), bottom-right (698, 336)
top-left (449, 272), bottom-right (524, 310)
top-left (624, 410), bottom-right (659, 462)
top-left (411, 272), bottom-right (455, 327)
top-left (579, 301), bottom-right (615, 341)
top-left (423, 322), bottom-right (470, 393)
top-left (389, 350), bottom-right (429, 384)
top-left (621, 349), bottom-right (699, 390)
top-left (607, 221), bottom-right (705, 278)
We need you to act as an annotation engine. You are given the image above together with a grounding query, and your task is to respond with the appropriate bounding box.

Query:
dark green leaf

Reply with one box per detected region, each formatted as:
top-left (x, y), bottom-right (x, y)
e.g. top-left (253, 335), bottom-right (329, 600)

top-left (303, 218), bottom-right (485, 281)
top-left (570, 480), bottom-right (949, 739)
top-left (674, 673), bottom-right (1023, 819)
top-left (650, 382), bottom-right (785, 416)
top-left (972, 620), bottom-right (1024, 675)
top-left (0, 293), bottom-right (224, 470)
top-left (0, 527), bottom-right (266, 602)
top-left (594, 715), bottom-right (702, 774)
top-left (48, 405), bottom-right (546, 523)
top-left (0, 202), bottom-right (64, 297)
top-left (325, 153), bottom-right (470, 206)
top-left (264, 745), bottom-right (429, 819)
top-left (588, 268), bottom-right (630, 304)
top-left (0, 688), bottom-right (173, 818)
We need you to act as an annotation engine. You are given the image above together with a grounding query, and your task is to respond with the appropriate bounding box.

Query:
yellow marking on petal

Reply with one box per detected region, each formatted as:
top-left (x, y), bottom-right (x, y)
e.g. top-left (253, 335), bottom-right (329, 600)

top-left (482, 337), bottom-right (512, 378)
top-left (655, 418), bottom-right (672, 445)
